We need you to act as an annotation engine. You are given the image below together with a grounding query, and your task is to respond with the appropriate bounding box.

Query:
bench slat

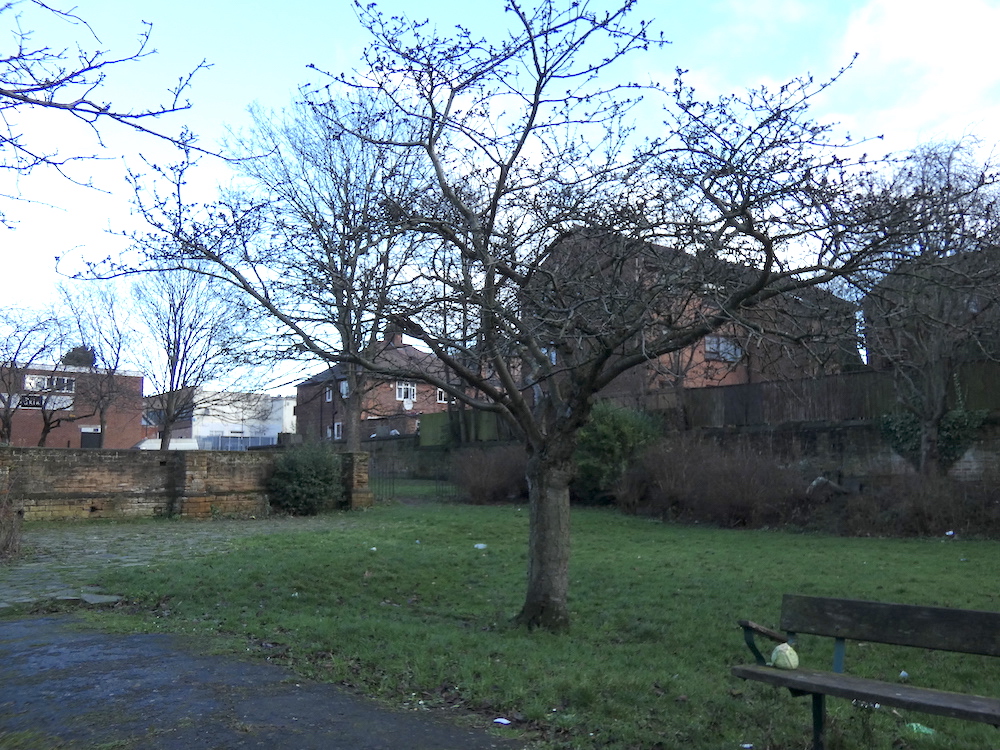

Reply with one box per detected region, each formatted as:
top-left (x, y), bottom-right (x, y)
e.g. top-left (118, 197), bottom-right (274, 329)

top-left (780, 595), bottom-right (1000, 657)
top-left (732, 665), bottom-right (1000, 725)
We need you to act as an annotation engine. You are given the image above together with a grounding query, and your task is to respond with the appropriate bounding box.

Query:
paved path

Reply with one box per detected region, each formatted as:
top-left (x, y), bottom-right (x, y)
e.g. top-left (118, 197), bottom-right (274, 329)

top-left (0, 517), bottom-right (354, 609)
top-left (0, 518), bottom-right (530, 749)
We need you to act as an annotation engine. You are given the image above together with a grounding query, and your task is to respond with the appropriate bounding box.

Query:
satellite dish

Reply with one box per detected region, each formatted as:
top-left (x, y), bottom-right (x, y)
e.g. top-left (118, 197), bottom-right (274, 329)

top-left (403, 398), bottom-right (414, 411)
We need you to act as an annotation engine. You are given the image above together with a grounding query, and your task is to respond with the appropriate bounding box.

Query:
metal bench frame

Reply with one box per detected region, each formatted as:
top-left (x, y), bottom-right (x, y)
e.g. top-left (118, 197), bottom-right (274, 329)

top-left (732, 594), bottom-right (1000, 750)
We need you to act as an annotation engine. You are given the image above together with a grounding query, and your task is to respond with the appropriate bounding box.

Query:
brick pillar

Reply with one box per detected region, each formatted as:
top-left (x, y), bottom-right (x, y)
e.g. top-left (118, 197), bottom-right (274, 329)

top-left (341, 452), bottom-right (374, 510)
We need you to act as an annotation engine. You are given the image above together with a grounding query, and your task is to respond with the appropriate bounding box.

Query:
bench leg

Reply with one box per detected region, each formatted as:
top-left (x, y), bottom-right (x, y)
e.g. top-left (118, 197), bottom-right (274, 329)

top-left (811, 693), bottom-right (825, 750)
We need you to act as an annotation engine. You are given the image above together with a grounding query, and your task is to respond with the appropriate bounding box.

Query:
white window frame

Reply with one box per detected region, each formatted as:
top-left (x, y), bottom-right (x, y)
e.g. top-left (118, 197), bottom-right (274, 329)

top-left (395, 381), bottom-right (417, 401)
top-left (333, 421), bottom-right (343, 440)
top-left (704, 335), bottom-right (743, 363)
top-left (339, 380), bottom-right (350, 399)
top-left (436, 388), bottom-right (454, 404)
top-left (324, 387), bottom-right (333, 402)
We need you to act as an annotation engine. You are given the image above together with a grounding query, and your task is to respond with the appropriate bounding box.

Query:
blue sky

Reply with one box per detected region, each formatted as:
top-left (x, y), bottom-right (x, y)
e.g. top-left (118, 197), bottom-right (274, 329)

top-left (4, 0), bottom-right (1000, 312)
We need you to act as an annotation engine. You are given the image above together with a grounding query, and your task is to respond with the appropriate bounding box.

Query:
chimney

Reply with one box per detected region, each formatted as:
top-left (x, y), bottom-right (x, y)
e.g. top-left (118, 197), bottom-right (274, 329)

top-left (384, 323), bottom-right (404, 347)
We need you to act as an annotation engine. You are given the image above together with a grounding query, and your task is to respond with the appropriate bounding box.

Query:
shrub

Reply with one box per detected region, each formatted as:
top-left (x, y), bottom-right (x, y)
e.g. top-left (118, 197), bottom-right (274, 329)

top-left (573, 402), bottom-right (660, 504)
top-left (842, 473), bottom-right (1000, 537)
top-left (450, 444), bottom-right (528, 504)
top-left (620, 436), bottom-right (805, 527)
top-left (267, 443), bottom-right (344, 515)
top-left (0, 467), bottom-right (22, 561)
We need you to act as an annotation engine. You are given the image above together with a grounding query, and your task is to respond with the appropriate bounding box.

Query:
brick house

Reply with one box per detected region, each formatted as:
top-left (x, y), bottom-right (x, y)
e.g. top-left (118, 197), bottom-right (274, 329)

top-left (0, 364), bottom-right (145, 449)
top-left (296, 330), bottom-right (453, 442)
top-left (534, 230), bottom-right (861, 407)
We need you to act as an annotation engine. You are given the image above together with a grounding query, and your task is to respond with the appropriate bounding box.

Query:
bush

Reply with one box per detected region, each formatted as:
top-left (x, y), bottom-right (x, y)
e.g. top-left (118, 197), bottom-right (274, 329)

top-left (620, 436), bottom-right (805, 527)
top-left (450, 444), bottom-right (528, 504)
top-left (573, 402), bottom-right (660, 504)
top-left (267, 444), bottom-right (344, 515)
top-left (840, 473), bottom-right (1000, 538)
top-left (0, 467), bottom-right (22, 561)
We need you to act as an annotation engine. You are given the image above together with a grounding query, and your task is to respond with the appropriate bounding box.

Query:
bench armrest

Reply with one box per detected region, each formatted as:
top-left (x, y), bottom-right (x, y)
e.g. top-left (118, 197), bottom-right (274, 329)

top-left (737, 619), bottom-right (789, 665)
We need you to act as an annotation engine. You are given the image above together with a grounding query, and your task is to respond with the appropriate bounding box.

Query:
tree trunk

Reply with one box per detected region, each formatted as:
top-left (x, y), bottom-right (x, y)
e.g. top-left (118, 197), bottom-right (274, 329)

top-left (344, 393), bottom-right (362, 453)
top-left (159, 421), bottom-right (174, 452)
top-left (513, 449), bottom-right (573, 631)
top-left (919, 419), bottom-right (942, 476)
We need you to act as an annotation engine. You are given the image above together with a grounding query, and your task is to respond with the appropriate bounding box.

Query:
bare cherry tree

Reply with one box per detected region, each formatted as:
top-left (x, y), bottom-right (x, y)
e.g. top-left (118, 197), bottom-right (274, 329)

top-left (130, 1), bottom-right (915, 630)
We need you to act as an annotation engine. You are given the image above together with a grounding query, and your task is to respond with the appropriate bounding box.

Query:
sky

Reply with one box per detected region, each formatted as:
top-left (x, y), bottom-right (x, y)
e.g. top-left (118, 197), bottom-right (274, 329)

top-left (3, 0), bottom-right (999, 381)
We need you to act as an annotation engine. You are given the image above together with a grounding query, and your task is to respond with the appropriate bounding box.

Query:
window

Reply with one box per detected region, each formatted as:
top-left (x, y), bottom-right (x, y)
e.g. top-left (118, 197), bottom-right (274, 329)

top-left (324, 387), bottom-right (333, 402)
top-left (339, 381), bottom-right (349, 399)
top-left (333, 422), bottom-right (343, 440)
top-left (395, 381), bottom-right (417, 401)
top-left (24, 374), bottom-right (75, 393)
top-left (325, 425), bottom-right (333, 439)
top-left (436, 388), bottom-right (455, 404)
top-left (704, 335), bottom-right (743, 363)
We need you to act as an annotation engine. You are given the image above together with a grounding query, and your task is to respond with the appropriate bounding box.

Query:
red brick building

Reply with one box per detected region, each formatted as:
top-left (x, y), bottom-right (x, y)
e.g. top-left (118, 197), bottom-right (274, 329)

top-left (0, 365), bottom-right (145, 449)
top-left (296, 332), bottom-right (452, 442)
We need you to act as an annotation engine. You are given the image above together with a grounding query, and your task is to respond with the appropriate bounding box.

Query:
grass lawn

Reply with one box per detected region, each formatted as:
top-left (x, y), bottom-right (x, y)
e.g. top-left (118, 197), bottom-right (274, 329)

top-left (88, 504), bottom-right (1000, 749)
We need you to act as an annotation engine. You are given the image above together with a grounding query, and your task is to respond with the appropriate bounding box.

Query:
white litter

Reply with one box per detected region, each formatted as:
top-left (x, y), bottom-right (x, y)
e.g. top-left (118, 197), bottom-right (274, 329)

top-left (474, 543), bottom-right (488, 549)
top-left (493, 717), bottom-right (511, 725)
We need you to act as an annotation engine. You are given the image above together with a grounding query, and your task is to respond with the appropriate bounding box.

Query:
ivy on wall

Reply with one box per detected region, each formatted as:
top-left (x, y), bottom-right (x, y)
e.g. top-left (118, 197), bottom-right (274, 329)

top-left (881, 408), bottom-right (988, 471)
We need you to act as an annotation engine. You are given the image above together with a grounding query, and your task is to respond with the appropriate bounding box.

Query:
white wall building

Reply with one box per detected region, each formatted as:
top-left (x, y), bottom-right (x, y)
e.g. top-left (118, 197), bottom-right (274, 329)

top-left (141, 389), bottom-right (296, 450)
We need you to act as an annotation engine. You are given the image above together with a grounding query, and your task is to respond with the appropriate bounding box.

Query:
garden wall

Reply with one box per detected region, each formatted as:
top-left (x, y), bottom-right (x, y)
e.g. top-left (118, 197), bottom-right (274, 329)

top-left (0, 447), bottom-right (274, 521)
top-left (694, 417), bottom-right (1000, 483)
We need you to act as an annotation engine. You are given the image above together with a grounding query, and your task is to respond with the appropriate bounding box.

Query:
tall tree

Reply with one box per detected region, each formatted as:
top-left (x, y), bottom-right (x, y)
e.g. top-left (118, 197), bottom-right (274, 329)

top-left (133, 1), bottom-right (913, 630)
top-left (860, 141), bottom-right (1000, 474)
top-left (219, 99), bottom-right (424, 451)
top-left (131, 269), bottom-right (248, 451)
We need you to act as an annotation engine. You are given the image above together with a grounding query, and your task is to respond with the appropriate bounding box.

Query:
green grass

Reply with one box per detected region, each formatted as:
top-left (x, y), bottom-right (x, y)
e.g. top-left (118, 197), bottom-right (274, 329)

top-left (86, 505), bottom-right (1000, 749)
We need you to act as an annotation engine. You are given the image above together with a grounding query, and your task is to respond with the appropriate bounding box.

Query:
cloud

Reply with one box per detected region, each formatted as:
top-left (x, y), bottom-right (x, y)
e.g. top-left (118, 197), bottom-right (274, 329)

top-left (835, 0), bottom-right (1000, 150)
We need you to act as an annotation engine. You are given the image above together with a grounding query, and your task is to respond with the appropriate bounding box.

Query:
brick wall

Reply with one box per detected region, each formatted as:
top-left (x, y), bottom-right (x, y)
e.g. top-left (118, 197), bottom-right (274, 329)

top-left (0, 447), bottom-right (274, 521)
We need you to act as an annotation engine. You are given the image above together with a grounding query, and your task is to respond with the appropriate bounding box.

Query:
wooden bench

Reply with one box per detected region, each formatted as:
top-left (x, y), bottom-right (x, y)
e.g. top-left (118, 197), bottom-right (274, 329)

top-left (732, 594), bottom-right (1000, 750)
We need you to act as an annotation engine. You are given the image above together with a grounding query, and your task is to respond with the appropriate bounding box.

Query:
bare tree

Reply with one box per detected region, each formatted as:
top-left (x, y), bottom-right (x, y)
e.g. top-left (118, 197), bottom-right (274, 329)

top-left (0, 0), bottom-right (205, 197)
top-left (60, 282), bottom-right (140, 447)
top-left (130, 1), bottom-right (915, 630)
top-left (218, 98), bottom-right (425, 450)
top-left (131, 269), bottom-right (249, 451)
top-left (860, 142), bottom-right (1000, 474)
top-left (31, 312), bottom-right (87, 446)
top-left (0, 307), bottom-right (59, 443)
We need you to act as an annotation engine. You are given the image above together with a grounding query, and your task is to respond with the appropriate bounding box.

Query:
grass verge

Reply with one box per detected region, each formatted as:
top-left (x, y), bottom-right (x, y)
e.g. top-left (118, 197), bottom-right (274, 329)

top-left (87, 505), bottom-right (1000, 750)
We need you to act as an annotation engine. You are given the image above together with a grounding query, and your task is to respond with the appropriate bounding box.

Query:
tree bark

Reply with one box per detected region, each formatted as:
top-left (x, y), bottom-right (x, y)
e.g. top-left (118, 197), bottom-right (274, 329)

top-left (514, 450), bottom-right (573, 631)
top-left (344, 392), bottom-right (362, 453)
top-left (919, 420), bottom-right (942, 476)
top-left (159, 421), bottom-right (174, 452)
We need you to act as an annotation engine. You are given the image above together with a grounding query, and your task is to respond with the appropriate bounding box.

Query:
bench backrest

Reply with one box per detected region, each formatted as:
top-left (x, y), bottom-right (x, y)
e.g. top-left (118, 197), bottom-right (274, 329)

top-left (780, 594), bottom-right (1000, 657)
